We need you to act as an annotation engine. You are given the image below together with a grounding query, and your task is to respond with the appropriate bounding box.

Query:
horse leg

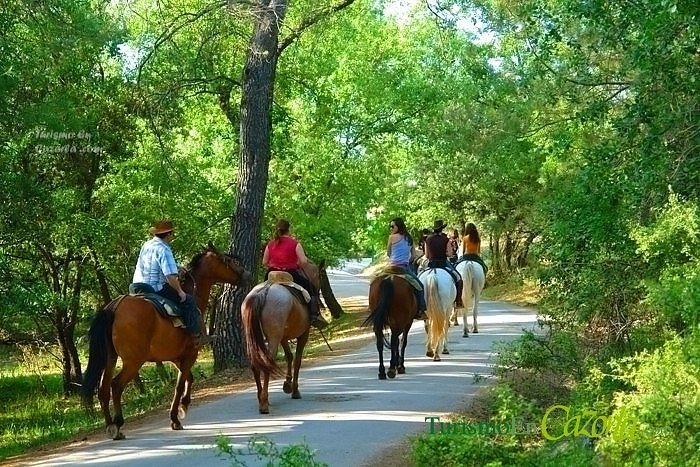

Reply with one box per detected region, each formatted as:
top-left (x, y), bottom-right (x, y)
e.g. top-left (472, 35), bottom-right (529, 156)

top-left (463, 282), bottom-right (472, 338)
top-left (178, 370), bottom-right (194, 420)
top-left (472, 289), bottom-right (480, 334)
top-left (398, 327), bottom-right (410, 374)
top-left (290, 331), bottom-right (309, 399)
top-left (375, 332), bottom-right (386, 380)
top-left (388, 331), bottom-right (400, 378)
top-left (441, 318), bottom-right (450, 354)
top-left (109, 361), bottom-right (143, 440)
top-left (259, 370), bottom-right (271, 414)
top-left (252, 366), bottom-right (264, 408)
top-left (169, 357), bottom-right (196, 430)
top-left (97, 354), bottom-right (117, 435)
top-left (424, 320), bottom-right (434, 358)
top-left (258, 340), bottom-right (278, 414)
top-left (281, 340), bottom-right (294, 394)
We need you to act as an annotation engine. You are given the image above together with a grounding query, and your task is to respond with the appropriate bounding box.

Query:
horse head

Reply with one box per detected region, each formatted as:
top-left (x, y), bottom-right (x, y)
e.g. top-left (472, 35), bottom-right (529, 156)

top-left (187, 243), bottom-right (251, 286)
top-left (300, 260), bottom-right (324, 291)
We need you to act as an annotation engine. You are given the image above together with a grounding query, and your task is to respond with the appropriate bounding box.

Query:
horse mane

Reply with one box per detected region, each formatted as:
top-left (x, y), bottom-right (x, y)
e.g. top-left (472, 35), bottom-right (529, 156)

top-left (186, 246), bottom-right (243, 272)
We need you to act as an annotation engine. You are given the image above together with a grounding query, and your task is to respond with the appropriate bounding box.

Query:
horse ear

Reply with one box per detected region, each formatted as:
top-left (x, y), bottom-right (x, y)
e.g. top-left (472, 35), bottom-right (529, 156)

top-left (318, 259), bottom-right (325, 270)
top-left (207, 241), bottom-right (217, 252)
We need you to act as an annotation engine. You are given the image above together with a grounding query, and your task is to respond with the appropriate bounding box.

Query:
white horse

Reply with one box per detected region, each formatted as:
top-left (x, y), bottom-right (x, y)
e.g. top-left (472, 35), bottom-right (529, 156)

top-left (453, 260), bottom-right (486, 337)
top-left (419, 268), bottom-right (456, 361)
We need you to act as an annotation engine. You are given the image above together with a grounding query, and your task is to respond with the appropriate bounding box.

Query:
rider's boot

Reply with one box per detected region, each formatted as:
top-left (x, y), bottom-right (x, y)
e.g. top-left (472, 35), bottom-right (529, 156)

top-left (414, 290), bottom-right (428, 320)
top-left (309, 296), bottom-right (329, 329)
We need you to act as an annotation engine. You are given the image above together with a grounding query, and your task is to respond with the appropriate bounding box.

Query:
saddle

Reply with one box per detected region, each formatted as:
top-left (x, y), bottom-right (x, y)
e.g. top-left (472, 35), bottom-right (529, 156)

top-left (265, 271), bottom-right (311, 303)
top-left (376, 265), bottom-right (422, 291)
top-left (424, 260), bottom-right (462, 285)
top-left (127, 283), bottom-right (186, 328)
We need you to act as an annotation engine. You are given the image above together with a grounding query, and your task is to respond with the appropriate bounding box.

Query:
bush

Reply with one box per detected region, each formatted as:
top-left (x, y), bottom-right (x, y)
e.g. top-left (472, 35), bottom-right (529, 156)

top-left (596, 327), bottom-right (700, 466)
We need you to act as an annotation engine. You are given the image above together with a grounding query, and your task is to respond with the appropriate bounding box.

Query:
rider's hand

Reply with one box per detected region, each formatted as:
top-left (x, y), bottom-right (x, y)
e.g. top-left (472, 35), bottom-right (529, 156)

top-left (178, 290), bottom-right (186, 302)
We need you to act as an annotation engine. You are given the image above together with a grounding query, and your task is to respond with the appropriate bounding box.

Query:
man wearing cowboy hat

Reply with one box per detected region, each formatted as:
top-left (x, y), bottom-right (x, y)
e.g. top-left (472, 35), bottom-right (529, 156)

top-left (132, 219), bottom-right (214, 346)
top-left (424, 220), bottom-right (464, 307)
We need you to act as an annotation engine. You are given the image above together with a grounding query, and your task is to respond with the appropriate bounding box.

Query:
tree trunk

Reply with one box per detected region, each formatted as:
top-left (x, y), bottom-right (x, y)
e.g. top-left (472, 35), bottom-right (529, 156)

top-left (213, 0), bottom-right (289, 371)
top-left (319, 265), bottom-right (344, 319)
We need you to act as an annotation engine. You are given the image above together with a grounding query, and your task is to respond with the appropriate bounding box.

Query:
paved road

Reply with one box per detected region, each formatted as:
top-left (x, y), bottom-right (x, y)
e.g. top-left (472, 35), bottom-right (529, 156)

top-left (21, 262), bottom-right (537, 466)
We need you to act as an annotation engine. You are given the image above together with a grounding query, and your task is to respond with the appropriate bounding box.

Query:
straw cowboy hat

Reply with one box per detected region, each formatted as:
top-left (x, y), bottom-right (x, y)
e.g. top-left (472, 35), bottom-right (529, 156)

top-left (432, 219), bottom-right (447, 232)
top-left (149, 219), bottom-right (175, 235)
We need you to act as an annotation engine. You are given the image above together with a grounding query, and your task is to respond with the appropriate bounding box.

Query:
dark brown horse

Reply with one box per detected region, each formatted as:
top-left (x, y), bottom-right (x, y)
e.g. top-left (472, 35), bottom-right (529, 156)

top-left (81, 243), bottom-right (249, 439)
top-left (241, 262), bottom-right (322, 414)
top-left (366, 274), bottom-right (417, 380)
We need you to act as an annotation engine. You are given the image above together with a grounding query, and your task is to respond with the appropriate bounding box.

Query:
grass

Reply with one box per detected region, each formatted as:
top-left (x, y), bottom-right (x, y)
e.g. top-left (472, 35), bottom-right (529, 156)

top-left (0, 299), bottom-right (372, 463)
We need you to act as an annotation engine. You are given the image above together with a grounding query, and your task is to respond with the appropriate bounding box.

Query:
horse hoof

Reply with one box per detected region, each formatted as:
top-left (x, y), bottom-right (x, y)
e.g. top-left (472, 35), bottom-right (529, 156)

top-left (433, 355), bottom-right (441, 362)
top-left (378, 373), bottom-right (387, 380)
top-left (114, 432), bottom-right (125, 440)
top-left (387, 369), bottom-right (396, 379)
top-left (106, 424), bottom-right (119, 439)
top-left (178, 406), bottom-right (187, 419)
top-left (426, 350), bottom-right (434, 358)
top-left (463, 332), bottom-right (469, 338)
top-left (472, 328), bottom-right (479, 334)
top-left (398, 367), bottom-right (406, 374)
top-left (292, 391), bottom-right (301, 399)
top-left (171, 422), bottom-right (183, 431)
top-left (259, 406), bottom-right (270, 414)
top-left (442, 349), bottom-right (450, 355)
top-left (283, 381), bottom-right (292, 394)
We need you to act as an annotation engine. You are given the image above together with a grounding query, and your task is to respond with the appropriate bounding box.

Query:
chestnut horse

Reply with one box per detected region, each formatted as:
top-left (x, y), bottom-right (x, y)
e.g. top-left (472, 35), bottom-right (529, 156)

top-left (81, 244), bottom-right (249, 439)
top-left (366, 273), bottom-right (417, 379)
top-left (241, 261), bottom-right (322, 414)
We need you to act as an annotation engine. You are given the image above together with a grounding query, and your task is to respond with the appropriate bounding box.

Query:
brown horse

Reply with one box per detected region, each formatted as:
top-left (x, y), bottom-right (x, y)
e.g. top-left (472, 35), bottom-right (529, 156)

top-left (81, 243), bottom-right (250, 439)
top-left (241, 261), bottom-right (322, 414)
top-left (366, 274), bottom-right (417, 380)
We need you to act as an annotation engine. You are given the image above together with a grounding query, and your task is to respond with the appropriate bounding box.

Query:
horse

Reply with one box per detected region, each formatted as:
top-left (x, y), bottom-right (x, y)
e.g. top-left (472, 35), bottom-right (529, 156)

top-left (365, 273), bottom-right (417, 379)
top-left (419, 268), bottom-right (456, 360)
top-left (452, 260), bottom-right (486, 337)
top-left (81, 243), bottom-right (250, 439)
top-left (241, 261), bottom-right (323, 414)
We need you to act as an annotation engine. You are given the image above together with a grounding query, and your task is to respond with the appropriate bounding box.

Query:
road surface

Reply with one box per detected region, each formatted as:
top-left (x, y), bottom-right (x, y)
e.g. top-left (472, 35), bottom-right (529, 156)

top-left (17, 260), bottom-right (538, 466)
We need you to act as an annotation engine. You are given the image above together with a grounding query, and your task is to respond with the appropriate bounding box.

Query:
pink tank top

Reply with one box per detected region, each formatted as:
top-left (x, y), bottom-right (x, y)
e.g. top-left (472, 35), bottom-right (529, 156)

top-left (267, 236), bottom-right (299, 269)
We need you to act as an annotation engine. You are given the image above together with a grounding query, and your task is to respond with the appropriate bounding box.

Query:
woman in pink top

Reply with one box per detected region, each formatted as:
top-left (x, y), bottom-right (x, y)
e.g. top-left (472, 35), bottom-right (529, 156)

top-left (262, 219), bottom-right (327, 328)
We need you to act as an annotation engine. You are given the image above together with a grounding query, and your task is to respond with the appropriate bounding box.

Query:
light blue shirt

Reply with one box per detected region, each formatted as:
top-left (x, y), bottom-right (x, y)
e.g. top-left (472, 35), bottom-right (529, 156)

top-left (132, 237), bottom-right (178, 292)
top-left (389, 235), bottom-right (411, 267)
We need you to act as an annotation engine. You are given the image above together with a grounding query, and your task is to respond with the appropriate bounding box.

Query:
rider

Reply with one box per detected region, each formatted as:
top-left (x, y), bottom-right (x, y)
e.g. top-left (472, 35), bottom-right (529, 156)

top-left (132, 219), bottom-right (215, 347)
top-left (387, 217), bottom-right (427, 320)
top-left (262, 219), bottom-right (328, 329)
top-left (447, 229), bottom-right (460, 264)
top-left (460, 222), bottom-right (488, 275)
top-left (425, 220), bottom-right (464, 307)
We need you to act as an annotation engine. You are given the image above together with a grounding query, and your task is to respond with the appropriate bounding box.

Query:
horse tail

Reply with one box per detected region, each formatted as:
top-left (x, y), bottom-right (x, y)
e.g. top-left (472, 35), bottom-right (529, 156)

top-left (364, 277), bottom-right (394, 336)
top-left (462, 262), bottom-right (475, 307)
top-left (242, 290), bottom-right (279, 375)
top-left (82, 297), bottom-right (120, 407)
top-left (424, 271), bottom-right (448, 350)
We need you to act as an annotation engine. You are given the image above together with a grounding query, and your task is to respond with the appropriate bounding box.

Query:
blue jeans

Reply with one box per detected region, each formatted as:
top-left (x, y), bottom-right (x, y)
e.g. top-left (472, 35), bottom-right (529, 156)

top-left (157, 283), bottom-right (201, 335)
top-left (398, 265), bottom-right (426, 312)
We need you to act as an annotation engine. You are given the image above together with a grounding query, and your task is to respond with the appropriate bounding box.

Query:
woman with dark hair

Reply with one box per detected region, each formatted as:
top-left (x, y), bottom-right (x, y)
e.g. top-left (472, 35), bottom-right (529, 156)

top-left (460, 222), bottom-right (488, 275)
top-left (387, 217), bottom-right (427, 320)
top-left (263, 219), bottom-right (328, 329)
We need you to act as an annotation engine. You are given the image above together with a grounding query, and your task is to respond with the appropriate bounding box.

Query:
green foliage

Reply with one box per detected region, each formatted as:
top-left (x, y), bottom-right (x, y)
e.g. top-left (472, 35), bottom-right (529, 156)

top-left (633, 195), bottom-right (700, 329)
top-left (597, 328), bottom-right (700, 466)
top-left (215, 434), bottom-right (327, 467)
top-left (495, 329), bottom-right (582, 378)
top-left (0, 354), bottom-right (200, 461)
